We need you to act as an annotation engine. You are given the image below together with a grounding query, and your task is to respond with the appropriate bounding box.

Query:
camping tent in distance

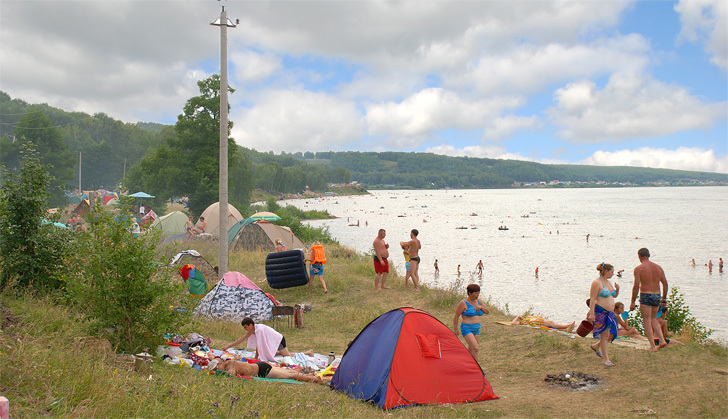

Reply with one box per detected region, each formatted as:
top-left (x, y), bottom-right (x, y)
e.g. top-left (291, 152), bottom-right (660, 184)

top-left (151, 211), bottom-right (190, 236)
top-left (331, 307), bottom-right (498, 409)
top-left (229, 220), bottom-right (304, 251)
top-left (200, 202), bottom-right (244, 236)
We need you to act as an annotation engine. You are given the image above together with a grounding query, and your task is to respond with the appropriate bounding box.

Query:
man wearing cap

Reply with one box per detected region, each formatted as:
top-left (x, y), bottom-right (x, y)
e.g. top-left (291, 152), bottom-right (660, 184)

top-left (630, 248), bottom-right (669, 351)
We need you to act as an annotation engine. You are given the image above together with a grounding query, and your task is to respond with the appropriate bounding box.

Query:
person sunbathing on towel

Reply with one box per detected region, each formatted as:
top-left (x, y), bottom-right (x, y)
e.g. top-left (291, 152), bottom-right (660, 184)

top-left (214, 359), bottom-right (324, 384)
top-left (510, 315), bottom-right (575, 332)
top-left (221, 317), bottom-right (313, 361)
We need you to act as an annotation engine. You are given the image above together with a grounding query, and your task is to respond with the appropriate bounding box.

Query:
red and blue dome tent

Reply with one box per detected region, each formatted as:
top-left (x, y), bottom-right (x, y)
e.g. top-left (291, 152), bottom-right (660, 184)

top-left (330, 307), bottom-right (498, 409)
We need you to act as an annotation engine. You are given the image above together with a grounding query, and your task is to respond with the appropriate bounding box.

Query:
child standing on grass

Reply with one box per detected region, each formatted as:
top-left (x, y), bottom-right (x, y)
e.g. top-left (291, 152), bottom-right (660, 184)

top-left (307, 242), bottom-right (328, 294)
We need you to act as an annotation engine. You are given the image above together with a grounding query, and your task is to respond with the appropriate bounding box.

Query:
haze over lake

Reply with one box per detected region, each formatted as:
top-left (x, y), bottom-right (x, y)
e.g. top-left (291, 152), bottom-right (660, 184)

top-left (284, 186), bottom-right (728, 341)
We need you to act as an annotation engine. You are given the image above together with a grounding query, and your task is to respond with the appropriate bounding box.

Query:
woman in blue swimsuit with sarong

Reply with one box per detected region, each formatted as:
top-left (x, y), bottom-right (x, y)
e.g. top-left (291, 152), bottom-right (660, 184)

top-left (587, 262), bottom-right (620, 367)
top-left (453, 284), bottom-right (489, 360)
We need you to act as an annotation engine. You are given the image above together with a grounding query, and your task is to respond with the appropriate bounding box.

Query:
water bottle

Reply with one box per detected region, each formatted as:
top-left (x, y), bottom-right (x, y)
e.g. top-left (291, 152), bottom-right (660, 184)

top-left (328, 351), bottom-right (335, 365)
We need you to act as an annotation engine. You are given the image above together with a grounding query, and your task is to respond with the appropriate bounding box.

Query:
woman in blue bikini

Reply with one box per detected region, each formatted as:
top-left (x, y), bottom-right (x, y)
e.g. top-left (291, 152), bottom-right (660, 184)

top-left (453, 284), bottom-right (489, 360)
top-left (587, 262), bottom-right (620, 367)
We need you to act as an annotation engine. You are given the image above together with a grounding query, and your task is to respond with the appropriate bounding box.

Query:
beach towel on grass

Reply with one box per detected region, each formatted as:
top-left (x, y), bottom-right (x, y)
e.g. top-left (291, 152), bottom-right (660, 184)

top-left (214, 369), bottom-right (303, 385)
top-left (249, 324), bottom-right (283, 362)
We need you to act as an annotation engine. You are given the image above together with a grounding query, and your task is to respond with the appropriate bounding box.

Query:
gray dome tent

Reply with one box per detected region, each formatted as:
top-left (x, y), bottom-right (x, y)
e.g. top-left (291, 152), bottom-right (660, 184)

top-left (193, 271), bottom-right (276, 322)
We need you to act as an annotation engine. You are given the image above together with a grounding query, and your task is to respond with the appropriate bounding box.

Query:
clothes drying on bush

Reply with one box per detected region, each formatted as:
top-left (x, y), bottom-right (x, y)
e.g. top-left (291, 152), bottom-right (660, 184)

top-left (179, 264), bottom-right (208, 296)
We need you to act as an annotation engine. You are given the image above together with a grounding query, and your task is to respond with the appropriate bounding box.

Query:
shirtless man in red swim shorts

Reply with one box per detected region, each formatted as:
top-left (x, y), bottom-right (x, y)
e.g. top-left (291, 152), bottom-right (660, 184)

top-left (373, 229), bottom-right (390, 290)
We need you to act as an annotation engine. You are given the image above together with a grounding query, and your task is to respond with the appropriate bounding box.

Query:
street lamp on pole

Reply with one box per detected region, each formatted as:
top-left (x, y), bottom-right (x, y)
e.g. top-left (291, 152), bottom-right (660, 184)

top-left (211, 4), bottom-right (236, 276)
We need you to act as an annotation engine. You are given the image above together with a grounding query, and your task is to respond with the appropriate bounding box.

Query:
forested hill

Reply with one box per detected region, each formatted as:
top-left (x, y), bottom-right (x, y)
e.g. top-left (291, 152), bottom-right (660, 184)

top-left (0, 91), bottom-right (165, 192)
top-left (266, 150), bottom-right (728, 189)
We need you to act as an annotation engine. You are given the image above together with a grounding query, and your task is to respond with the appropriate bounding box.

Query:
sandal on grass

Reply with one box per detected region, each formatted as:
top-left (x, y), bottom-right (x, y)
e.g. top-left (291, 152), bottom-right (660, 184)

top-left (590, 346), bottom-right (602, 358)
top-left (604, 361), bottom-right (615, 367)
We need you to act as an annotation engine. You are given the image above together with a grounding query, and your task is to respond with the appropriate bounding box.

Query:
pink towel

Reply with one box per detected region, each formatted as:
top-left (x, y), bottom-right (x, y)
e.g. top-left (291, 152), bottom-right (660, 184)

top-left (248, 324), bottom-right (283, 362)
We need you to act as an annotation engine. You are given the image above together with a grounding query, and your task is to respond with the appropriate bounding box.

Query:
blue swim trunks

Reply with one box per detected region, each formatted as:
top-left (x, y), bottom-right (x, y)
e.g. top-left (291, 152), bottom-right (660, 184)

top-left (405, 261), bottom-right (410, 272)
top-left (310, 263), bottom-right (324, 276)
top-left (640, 293), bottom-right (661, 307)
top-left (460, 323), bottom-right (481, 337)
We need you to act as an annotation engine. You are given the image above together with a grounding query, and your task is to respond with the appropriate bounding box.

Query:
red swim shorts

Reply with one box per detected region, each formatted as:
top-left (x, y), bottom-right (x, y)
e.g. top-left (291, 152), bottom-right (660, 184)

top-left (374, 257), bottom-right (389, 274)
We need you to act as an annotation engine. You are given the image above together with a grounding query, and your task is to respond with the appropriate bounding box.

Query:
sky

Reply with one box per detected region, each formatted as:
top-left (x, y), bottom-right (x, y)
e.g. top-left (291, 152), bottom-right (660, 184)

top-left (1, 0), bottom-right (727, 173)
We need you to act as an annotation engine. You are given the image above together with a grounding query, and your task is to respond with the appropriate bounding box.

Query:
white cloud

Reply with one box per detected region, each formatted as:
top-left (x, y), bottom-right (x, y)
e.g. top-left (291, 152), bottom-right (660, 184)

top-left (0, 1), bottom-right (217, 122)
top-left (484, 116), bottom-right (542, 140)
top-left (232, 89), bottom-right (364, 152)
top-left (231, 50), bottom-right (281, 83)
top-left (675, 0), bottom-right (728, 70)
top-left (365, 88), bottom-right (524, 147)
top-left (582, 147), bottom-right (728, 173)
top-left (460, 35), bottom-right (650, 95)
top-left (549, 73), bottom-right (727, 142)
top-left (232, 1), bottom-right (632, 66)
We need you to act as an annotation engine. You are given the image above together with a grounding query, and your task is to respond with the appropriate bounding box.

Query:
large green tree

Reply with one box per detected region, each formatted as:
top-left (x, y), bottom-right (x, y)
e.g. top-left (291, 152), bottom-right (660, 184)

top-left (0, 107), bottom-right (75, 206)
top-left (126, 76), bottom-right (253, 216)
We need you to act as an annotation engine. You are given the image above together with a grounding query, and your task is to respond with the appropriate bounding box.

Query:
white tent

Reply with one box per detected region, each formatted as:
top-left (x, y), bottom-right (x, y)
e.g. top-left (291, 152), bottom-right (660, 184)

top-left (199, 202), bottom-right (244, 236)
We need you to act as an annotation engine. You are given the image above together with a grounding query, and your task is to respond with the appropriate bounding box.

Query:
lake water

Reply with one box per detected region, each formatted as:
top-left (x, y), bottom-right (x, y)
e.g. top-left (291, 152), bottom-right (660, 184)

top-left (283, 187), bottom-right (728, 342)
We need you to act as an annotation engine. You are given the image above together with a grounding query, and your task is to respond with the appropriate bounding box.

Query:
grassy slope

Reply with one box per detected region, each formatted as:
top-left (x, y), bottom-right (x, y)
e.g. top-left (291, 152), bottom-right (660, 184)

top-left (1, 241), bottom-right (727, 418)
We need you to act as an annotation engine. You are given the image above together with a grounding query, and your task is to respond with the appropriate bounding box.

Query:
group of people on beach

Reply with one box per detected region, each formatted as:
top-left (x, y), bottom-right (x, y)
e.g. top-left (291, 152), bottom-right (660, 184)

top-left (584, 248), bottom-right (671, 366)
top-left (213, 317), bottom-right (324, 384)
top-left (448, 247), bottom-right (674, 368)
top-left (372, 228), bottom-right (421, 290)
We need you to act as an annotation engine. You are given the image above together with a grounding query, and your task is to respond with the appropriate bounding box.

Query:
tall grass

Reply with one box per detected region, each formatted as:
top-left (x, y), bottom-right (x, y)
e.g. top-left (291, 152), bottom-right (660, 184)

top-left (2, 242), bottom-right (727, 418)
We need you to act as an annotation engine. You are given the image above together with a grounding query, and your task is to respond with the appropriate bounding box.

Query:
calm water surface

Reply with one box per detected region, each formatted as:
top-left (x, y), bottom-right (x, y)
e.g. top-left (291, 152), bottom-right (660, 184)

top-left (283, 187), bottom-right (728, 341)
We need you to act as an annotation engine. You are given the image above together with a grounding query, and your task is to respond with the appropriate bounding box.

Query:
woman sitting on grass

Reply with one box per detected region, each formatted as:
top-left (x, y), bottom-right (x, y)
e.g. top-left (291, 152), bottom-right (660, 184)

top-left (215, 359), bottom-right (324, 384)
top-left (511, 315), bottom-right (575, 332)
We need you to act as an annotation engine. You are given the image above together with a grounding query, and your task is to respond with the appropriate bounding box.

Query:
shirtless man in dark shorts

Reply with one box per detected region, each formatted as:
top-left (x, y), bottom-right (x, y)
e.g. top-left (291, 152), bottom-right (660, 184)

top-left (373, 229), bottom-right (390, 290)
top-left (630, 248), bottom-right (668, 351)
top-left (400, 229), bottom-right (421, 290)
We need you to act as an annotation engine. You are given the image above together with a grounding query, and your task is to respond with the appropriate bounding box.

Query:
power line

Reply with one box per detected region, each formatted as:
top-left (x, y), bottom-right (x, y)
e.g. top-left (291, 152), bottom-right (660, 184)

top-left (0, 120), bottom-right (76, 130)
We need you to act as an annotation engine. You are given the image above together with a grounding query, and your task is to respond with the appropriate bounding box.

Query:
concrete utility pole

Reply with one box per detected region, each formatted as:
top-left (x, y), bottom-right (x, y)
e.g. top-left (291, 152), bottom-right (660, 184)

top-left (78, 151), bottom-right (81, 192)
top-left (211, 4), bottom-right (236, 276)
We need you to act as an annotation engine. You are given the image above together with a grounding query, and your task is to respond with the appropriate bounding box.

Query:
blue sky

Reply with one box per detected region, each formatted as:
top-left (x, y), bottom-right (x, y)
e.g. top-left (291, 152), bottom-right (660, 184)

top-left (1, 0), bottom-right (726, 172)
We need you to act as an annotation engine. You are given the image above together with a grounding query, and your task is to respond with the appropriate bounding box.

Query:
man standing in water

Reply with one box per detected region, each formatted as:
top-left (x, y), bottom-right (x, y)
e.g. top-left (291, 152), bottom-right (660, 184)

top-left (400, 229), bottom-right (421, 290)
top-left (373, 229), bottom-right (390, 290)
top-left (630, 248), bottom-right (669, 351)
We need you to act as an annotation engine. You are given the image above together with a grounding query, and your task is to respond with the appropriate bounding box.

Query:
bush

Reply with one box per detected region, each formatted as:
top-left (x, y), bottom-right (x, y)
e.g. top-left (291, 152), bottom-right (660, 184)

top-left (0, 143), bottom-right (72, 291)
top-left (628, 287), bottom-right (713, 343)
top-left (63, 205), bottom-right (190, 353)
top-left (276, 213), bottom-right (334, 244)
